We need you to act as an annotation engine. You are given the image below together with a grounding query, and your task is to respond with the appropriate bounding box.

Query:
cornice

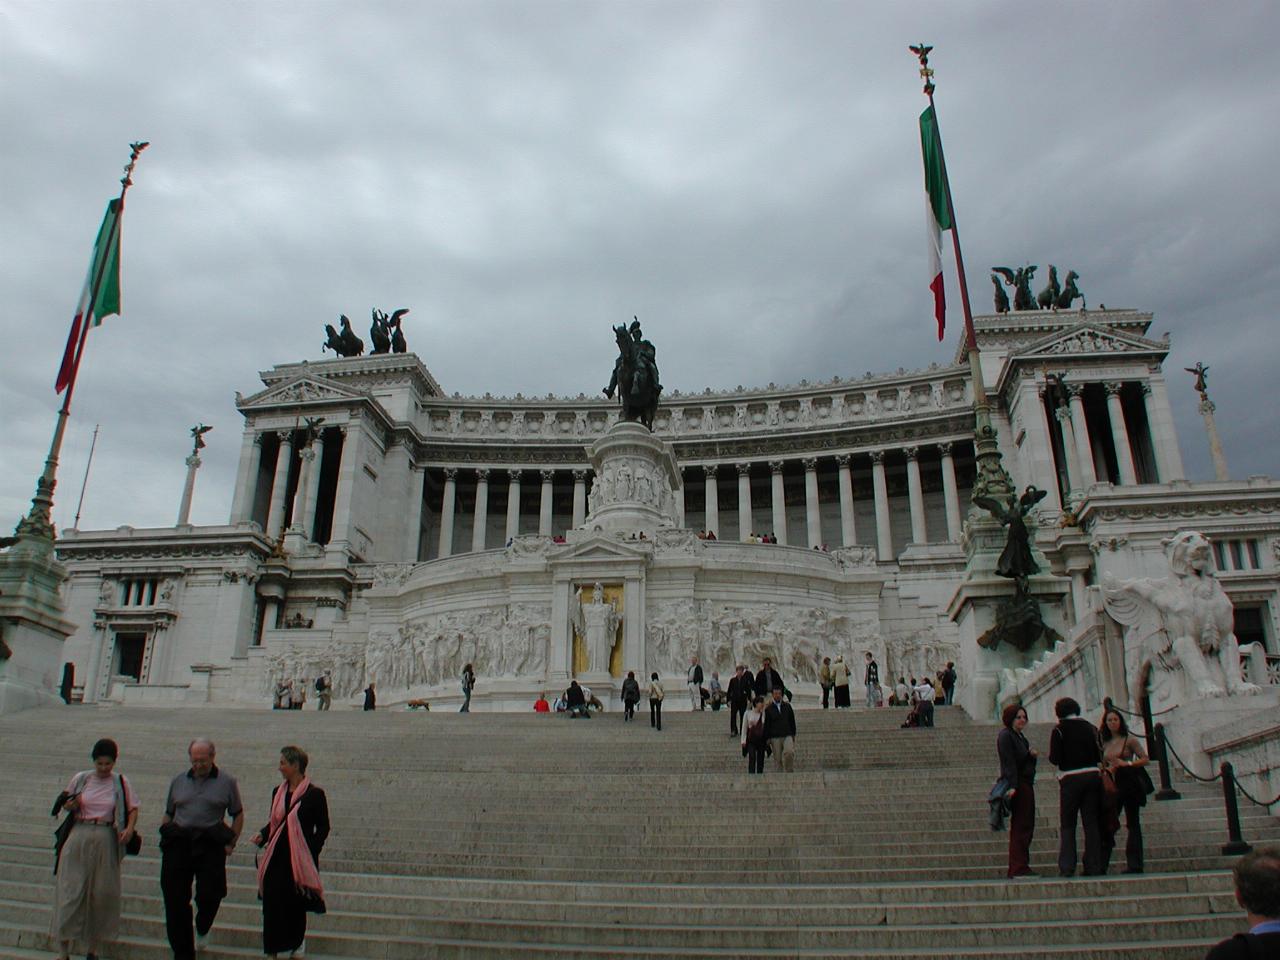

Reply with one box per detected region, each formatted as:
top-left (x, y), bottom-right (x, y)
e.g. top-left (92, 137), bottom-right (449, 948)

top-left (56, 526), bottom-right (274, 564)
top-left (1076, 481), bottom-right (1280, 530)
top-left (260, 354), bottom-right (444, 398)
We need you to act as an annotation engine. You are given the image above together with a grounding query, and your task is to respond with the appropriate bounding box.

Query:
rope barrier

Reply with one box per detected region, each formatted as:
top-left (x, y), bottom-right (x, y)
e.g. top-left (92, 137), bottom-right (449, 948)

top-left (1232, 777), bottom-right (1280, 809)
top-left (1161, 732), bottom-right (1223, 783)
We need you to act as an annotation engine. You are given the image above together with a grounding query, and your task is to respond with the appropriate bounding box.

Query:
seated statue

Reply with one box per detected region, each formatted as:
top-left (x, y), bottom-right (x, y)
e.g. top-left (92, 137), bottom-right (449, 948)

top-left (1103, 531), bottom-right (1259, 709)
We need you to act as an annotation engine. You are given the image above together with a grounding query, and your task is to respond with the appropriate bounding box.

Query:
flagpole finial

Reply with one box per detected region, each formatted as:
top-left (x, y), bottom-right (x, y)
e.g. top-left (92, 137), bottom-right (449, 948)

top-left (909, 43), bottom-right (935, 96)
top-left (121, 141), bottom-right (149, 189)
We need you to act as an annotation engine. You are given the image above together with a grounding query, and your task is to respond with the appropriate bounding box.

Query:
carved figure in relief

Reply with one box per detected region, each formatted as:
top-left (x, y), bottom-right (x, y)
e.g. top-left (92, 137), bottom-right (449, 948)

top-left (635, 470), bottom-right (654, 505)
top-left (1103, 531), bottom-right (1260, 709)
top-left (616, 467), bottom-right (633, 501)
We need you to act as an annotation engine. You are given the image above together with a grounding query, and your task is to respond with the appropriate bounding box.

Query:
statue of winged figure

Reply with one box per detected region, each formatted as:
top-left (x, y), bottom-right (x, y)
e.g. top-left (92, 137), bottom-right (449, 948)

top-left (189, 423), bottom-right (213, 453)
top-left (973, 485), bottom-right (1048, 590)
top-left (992, 265), bottom-right (1038, 312)
top-left (1184, 361), bottom-right (1209, 397)
top-left (1102, 531), bottom-right (1259, 709)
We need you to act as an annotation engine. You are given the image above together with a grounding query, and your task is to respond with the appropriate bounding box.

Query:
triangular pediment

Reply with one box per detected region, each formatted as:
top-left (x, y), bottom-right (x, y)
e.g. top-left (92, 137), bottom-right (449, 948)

top-left (1014, 323), bottom-right (1166, 361)
top-left (236, 376), bottom-right (371, 411)
top-left (547, 535), bottom-right (651, 564)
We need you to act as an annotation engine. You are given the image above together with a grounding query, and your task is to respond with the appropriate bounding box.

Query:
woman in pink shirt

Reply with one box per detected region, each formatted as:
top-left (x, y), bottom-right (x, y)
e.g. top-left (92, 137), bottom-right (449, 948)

top-left (53, 737), bottom-right (140, 960)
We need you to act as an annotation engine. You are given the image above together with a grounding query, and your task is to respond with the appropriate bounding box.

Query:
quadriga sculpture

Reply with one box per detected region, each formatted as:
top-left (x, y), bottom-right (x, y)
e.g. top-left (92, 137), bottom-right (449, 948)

top-left (1103, 531), bottom-right (1260, 709)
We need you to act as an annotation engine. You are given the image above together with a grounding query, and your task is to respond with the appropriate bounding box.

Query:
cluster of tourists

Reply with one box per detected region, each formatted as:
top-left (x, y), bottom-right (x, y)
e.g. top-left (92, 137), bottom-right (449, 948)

top-left (993, 696), bottom-right (1154, 880)
top-left (51, 738), bottom-right (329, 960)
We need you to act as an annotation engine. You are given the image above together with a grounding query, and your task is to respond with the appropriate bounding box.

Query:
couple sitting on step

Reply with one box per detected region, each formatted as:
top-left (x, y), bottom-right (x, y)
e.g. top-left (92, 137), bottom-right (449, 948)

top-left (557, 680), bottom-right (603, 717)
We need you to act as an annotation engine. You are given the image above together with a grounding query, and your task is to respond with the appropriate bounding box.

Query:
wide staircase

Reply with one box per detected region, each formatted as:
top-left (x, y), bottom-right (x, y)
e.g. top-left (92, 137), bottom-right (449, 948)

top-left (1, 701), bottom-right (1276, 959)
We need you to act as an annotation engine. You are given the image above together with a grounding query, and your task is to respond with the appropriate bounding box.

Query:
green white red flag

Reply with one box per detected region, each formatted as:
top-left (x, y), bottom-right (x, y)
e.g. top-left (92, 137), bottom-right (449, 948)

top-left (55, 198), bottom-right (123, 393)
top-left (919, 105), bottom-right (951, 341)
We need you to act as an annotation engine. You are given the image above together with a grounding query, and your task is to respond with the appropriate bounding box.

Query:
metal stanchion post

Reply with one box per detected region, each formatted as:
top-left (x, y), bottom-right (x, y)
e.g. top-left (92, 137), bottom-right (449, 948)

top-left (1221, 762), bottom-right (1253, 856)
top-left (1153, 724), bottom-right (1181, 801)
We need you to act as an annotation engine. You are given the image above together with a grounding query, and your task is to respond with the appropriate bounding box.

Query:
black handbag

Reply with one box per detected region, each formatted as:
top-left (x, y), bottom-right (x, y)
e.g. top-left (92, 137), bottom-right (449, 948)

top-left (125, 831), bottom-right (142, 856)
top-left (53, 812), bottom-right (75, 874)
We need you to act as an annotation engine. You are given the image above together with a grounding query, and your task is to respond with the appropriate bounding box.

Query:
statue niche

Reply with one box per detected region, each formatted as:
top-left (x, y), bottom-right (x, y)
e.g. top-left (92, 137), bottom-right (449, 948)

top-left (1103, 530), bottom-right (1260, 710)
top-left (570, 582), bottom-right (623, 678)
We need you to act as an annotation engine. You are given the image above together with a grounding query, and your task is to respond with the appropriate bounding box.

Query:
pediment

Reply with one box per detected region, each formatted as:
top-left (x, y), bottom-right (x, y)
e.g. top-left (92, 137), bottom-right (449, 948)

top-left (236, 376), bottom-right (371, 411)
top-left (1014, 323), bottom-right (1166, 361)
top-left (547, 535), bottom-right (651, 565)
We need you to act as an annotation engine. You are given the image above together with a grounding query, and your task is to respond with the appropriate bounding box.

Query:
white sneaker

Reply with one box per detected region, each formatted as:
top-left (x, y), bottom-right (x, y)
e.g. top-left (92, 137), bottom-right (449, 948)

top-left (195, 929), bottom-right (210, 952)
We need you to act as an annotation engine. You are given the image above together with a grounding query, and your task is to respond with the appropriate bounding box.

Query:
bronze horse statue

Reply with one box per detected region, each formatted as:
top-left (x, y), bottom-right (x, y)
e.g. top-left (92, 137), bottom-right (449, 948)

top-left (1036, 265), bottom-right (1060, 310)
top-left (604, 319), bottom-right (661, 430)
top-left (1056, 270), bottom-right (1083, 309)
top-left (323, 315), bottom-right (365, 357)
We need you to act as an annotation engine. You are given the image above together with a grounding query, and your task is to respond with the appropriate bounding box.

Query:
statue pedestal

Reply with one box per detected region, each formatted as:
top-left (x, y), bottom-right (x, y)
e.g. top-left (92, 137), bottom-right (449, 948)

top-left (1160, 687), bottom-right (1280, 781)
top-left (947, 515), bottom-right (1070, 720)
top-left (576, 421), bottom-right (681, 537)
top-left (0, 536), bottom-right (76, 715)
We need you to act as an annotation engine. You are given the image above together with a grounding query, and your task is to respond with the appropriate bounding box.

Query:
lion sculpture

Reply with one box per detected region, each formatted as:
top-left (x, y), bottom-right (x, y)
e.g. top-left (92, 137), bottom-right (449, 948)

top-left (1102, 531), bottom-right (1259, 709)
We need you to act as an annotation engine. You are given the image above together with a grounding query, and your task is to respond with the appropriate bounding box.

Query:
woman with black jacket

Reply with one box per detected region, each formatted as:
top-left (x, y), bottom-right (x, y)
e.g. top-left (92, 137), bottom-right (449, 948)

top-left (996, 704), bottom-right (1038, 878)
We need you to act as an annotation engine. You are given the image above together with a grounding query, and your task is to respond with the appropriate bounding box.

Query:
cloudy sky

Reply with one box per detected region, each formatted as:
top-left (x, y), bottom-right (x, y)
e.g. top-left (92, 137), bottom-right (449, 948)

top-left (2, 1), bottom-right (1277, 533)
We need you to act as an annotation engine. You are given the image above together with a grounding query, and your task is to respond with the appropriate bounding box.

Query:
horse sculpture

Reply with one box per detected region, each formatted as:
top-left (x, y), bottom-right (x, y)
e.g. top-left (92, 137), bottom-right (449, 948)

top-left (992, 266), bottom-right (1037, 312)
top-left (323, 315), bottom-right (365, 358)
top-left (991, 274), bottom-right (1010, 313)
top-left (370, 307), bottom-right (410, 354)
top-left (1055, 270), bottom-right (1082, 309)
top-left (603, 318), bottom-right (662, 430)
top-left (1036, 265), bottom-right (1060, 310)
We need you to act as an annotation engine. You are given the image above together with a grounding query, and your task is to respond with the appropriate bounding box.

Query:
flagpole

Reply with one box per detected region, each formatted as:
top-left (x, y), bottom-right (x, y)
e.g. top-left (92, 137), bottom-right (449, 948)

top-left (909, 46), bottom-right (1014, 508)
top-left (72, 424), bottom-right (100, 530)
top-left (14, 142), bottom-right (148, 546)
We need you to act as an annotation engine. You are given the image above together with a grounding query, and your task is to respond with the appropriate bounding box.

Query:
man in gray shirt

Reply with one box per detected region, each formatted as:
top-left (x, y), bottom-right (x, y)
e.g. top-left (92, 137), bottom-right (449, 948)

top-left (159, 739), bottom-right (244, 959)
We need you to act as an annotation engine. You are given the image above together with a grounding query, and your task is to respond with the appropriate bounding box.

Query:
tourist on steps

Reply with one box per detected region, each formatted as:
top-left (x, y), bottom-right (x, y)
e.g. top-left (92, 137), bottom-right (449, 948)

top-left (648, 672), bottom-right (664, 730)
top-left (621, 671), bottom-right (641, 721)
top-left (912, 676), bottom-right (936, 727)
top-left (1048, 697), bottom-right (1104, 877)
top-left (565, 680), bottom-right (591, 718)
top-left (687, 656), bottom-right (704, 711)
top-left (996, 705), bottom-right (1038, 878)
top-left (362, 682), bottom-right (376, 711)
top-left (460, 663), bottom-right (476, 712)
top-left (1204, 846), bottom-right (1280, 959)
top-left (763, 686), bottom-right (797, 772)
top-left (818, 656), bottom-right (832, 709)
top-left (250, 745), bottom-right (330, 959)
top-left (830, 655), bottom-right (850, 708)
top-left (864, 652), bottom-right (880, 709)
top-left (1098, 707), bottom-right (1149, 874)
top-left (159, 739), bottom-right (244, 960)
top-left (51, 738), bottom-right (140, 960)
top-left (727, 664), bottom-right (752, 736)
top-left (740, 696), bottom-right (769, 774)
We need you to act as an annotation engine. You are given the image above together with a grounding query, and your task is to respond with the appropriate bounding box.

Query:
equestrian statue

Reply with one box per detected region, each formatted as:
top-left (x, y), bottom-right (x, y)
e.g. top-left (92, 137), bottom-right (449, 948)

top-left (604, 317), bottom-right (662, 431)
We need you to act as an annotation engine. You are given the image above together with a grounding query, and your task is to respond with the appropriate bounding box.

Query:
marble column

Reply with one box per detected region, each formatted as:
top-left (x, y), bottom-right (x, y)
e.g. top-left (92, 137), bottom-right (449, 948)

top-left (328, 426), bottom-right (357, 552)
top-left (870, 450), bottom-right (892, 561)
top-left (768, 460), bottom-right (788, 546)
top-left (904, 447), bottom-right (927, 545)
top-left (538, 469), bottom-right (554, 536)
top-left (571, 469), bottom-right (588, 527)
top-left (176, 454), bottom-right (202, 526)
top-left (1104, 382), bottom-right (1138, 486)
top-left (265, 431), bottom-right (294, 540)
top-left (505, 470), bottom-right (521, 541)
top-left (437, 467), bottom-right (457, 557)
top-left (1054, 405), bottom-right (1082, 500)
top-left (704, 465), bottom-right (720, 538)
top-left (470, 469), bottom-right (490, 551)
top-left (1143, 379), bottom-right (1186, 481)
top-left (1199, 396), bottom-right (1231, 482)
top-left (288, 446), bottom-right (315, 535)
top-left (939, 442), bottom-right (962, 542)
top-left (803, 457), bottom-right (821, 548)
top-left (836, 454), bottom-right (856, 547)
top-left (736, 463), bottom-right (753, 540)
top-left (401, 464), bottom-right (424, 561)
top-left (229, 430), bottom-right (263, 523)
top-left (303, 433), bottom-right (326, 539)
top-left (1067, 384), bottom-right (1098, 486)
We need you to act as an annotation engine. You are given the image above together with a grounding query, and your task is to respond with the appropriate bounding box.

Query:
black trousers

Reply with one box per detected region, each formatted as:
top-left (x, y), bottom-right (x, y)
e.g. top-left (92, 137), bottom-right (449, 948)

top-left (623, 698), bottom-right (636, 720)
top-left (649, 699), bottom-right (662, 729)
top-left (730, 700), bottom-right (747, 735)
top-left (1057, 771), bottom-right (1104, 876)
top-left (1102, 795), bottom-right (1144, 873)
top-left (746, 741), bottom-right (767, 774)
top-left (821, 684), bottom-right (830, 709)
top-left (161, 837), bottom-right (228, 960)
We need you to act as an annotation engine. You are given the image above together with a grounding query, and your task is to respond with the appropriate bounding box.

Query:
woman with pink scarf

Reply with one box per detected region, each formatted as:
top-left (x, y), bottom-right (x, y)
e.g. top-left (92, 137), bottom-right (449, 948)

top-left (249, 746), bottom-right (330, 958)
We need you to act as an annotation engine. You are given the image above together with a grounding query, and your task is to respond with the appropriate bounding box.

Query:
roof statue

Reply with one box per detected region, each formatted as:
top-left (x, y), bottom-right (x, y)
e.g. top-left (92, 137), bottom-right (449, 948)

top-left (189, 423), bottom-right (213, 453)
top-left (323, 315), bottom-right (364, 358)
top-left (992, 266), bottom-right (1037, 312)
top-left (991, 273), bottom-right (1010, 313)
top-left (370, 308), bottom-right (410, 355)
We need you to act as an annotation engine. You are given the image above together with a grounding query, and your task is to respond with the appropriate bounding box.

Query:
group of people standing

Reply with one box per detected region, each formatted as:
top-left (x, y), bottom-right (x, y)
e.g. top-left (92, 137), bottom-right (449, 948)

top-left (52, 738), bottom-right (330, 960)
top-left (995, 696), bottom-right (1151, 880)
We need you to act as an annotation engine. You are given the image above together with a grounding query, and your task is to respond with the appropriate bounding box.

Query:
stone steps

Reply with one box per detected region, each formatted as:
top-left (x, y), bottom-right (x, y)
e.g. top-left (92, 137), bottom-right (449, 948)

top-left (3, 703), bottom-right (1274, 959)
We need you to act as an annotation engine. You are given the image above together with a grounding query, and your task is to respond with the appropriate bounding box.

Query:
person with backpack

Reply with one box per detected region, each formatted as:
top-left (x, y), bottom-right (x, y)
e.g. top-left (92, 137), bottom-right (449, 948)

top-left (620, 671), bottom-right (641, 722)
top-left (314, 673), bottom-right (332, 711)
top-left (460, 663), bottom-right (476, 713)
top-left (52, 738), bottom-right (140, 960)
top-left (648, 672), bottom-right (665, 730)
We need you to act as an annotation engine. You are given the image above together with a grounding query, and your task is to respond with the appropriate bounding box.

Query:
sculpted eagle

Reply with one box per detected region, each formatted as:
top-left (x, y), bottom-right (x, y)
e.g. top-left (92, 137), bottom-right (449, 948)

top-left (1102, 531), bottom-right (1259, 710)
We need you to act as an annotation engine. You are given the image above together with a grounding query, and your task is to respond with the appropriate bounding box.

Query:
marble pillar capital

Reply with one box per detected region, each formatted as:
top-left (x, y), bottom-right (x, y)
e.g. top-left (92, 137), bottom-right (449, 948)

top-left (475, 468), bottom-right (490, 482)
top-left (1065, 383), bottom-right (1085, 400)
top-left (275, 430), bottom-right (294, 445)
top-left (1141, 381), bottom-right (1154, 397)
top-left (869, 450), bottom-right (886, 465)
top-left (735, 462), bottom-right (752, 477)
top-left (902, 446), bottom-right (919, 462)
top-left (703, 464), bottom-right (719, 479)
top-left (1054, 406), bottom-right (1073, 425)
top-left (443, 467), bottom-right (458, 482)
top-left (802, 457), bottom-right (818, 472)
top-left (185, 455), bottom-right (202, 469)
top-left (1103, 380), bottom-right (1125, 398)
top-left (540, 469), bottom-right (555, 484)
top-left (835, 454), bottom-right (851, 468)
top-left (571, 469), bottom-right (589, 482)
top-left (768, 459), bottom-right (785, 475)
top-left (508, 469), bottom-right (523, 483)
top-left (937, 442), bottom-right (953, 458)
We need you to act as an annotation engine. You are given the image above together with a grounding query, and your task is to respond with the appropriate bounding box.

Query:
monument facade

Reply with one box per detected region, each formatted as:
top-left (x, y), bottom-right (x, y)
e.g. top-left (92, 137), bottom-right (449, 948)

top-left (47, 308), bottom-right (1279, 722)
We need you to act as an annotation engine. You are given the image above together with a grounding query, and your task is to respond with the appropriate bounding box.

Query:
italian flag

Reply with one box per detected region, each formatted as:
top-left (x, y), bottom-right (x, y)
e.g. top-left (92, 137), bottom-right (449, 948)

top-left (55, 199), bottom-right (123, 394)
top-left (919, 106), bottom-right (951, 341)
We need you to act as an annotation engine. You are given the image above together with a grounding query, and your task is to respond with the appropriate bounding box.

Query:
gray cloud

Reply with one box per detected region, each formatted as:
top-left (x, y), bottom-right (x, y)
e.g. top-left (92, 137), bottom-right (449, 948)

top-left (2, 1), bottom-right (1277, 532)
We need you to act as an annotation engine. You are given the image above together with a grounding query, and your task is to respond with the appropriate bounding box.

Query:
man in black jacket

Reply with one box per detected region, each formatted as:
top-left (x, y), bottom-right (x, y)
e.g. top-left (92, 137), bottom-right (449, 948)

top-left (1205, 845), bottom-right (1280, 960)
top-left (687, 656), bottom-right (704, 711)
top-left (754, 658), bottom-right (783, 700)
top-left (1048, 696), bottom-right (1103, 876)
top-left (762, 686), bottom-right (797, 772)
top-left (726, 665), bottom-right (752, 736)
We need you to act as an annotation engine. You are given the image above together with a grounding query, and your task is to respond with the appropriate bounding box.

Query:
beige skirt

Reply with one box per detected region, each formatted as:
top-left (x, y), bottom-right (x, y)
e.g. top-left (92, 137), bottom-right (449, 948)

top-left (52, 822), bottom-right (122, 944)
